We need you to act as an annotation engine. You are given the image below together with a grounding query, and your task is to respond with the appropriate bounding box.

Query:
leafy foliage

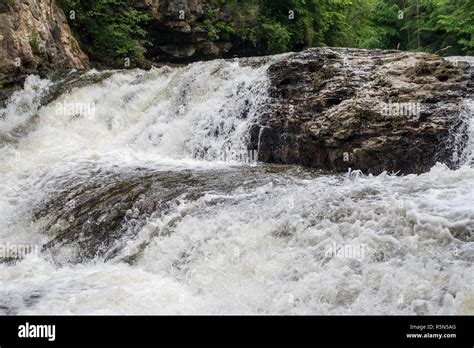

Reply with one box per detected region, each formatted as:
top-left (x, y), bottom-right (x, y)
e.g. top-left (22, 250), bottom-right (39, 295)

top-left (29, 32), bottom-right (40, 54)
top-left (436, 0), bottom-right (474, 54)
top-left (59, 0), bottom-right (150, 67)
top-left (261, 22), bottom-right (292, 53)
top-left (363, 0), bottom-right (473, 54)
top-left (59, 0), bottom-right (473, 65)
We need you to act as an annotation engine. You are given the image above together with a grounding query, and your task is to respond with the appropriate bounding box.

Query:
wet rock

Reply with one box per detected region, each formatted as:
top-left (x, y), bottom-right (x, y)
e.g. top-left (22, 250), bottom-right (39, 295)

top-left (33, 166), bottom-right (275, 264)
top-left (35, 169), bottom-right (194, 263)
top-left (0, 0), bottom-right (89, 105)
top-left (251, 48), bottom-right (473, 174)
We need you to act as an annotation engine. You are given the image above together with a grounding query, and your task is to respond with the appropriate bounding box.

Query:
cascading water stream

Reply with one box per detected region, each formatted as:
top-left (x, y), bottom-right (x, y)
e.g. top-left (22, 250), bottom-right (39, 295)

top-left (0, 56), bottom-right (473, 315)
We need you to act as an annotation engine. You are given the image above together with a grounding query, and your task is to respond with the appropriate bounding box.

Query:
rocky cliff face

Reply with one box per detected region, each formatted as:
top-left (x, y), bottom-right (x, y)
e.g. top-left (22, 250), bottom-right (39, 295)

top-left (131, 0), bottom-right (233, 63)
top-left (0, 0), bottom-right (89, 104)
top-left (250, 48), bottom-right (472, 174)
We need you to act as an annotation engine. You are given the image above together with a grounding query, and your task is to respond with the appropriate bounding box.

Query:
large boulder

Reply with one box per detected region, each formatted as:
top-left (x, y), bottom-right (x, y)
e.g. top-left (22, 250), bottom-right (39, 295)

top-left (0, 0), bottom-right (89, 104)
top-left (250, 48), bottom-right (473, 174)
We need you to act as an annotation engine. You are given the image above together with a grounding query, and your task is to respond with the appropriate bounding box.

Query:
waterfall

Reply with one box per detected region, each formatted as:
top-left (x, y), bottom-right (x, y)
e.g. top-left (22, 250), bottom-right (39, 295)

top-left (1, 59), bottom-right (271, 169)
top-left (0, 56), bottom-right (473, 315)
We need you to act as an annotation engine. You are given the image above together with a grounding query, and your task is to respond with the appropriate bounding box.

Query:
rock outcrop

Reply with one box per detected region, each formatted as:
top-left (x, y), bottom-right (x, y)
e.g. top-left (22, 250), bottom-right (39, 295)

top-left (33, 166), bottom-right (271, 264)
top-left (0, 0), bottom-right (89, 104)
top-left (131, 0), bottom-right (234, 62)
top-left (250, 48), bottom-right (472, 174)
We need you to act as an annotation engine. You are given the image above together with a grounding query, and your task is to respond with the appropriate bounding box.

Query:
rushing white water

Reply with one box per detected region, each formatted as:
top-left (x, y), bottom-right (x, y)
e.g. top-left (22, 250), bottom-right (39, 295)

top-left (0, 58), bottom-right (473, 315)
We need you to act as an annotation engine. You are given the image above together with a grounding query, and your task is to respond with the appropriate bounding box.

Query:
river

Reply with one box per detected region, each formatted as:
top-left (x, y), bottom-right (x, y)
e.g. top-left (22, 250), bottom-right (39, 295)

top-left (0, 56), bottom-right (473, 314)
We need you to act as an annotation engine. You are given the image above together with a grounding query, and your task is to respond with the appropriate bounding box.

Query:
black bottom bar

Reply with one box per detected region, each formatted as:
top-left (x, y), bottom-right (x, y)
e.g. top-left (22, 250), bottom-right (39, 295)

top-left (0, 316), bottom-right (472, 346)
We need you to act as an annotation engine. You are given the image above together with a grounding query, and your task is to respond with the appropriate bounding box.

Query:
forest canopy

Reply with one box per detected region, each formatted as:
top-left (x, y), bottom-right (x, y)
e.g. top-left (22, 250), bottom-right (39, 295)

top-left (59, 0), bottom-right (473, 66)
top-left (206, 0), bottom-right (473, 55)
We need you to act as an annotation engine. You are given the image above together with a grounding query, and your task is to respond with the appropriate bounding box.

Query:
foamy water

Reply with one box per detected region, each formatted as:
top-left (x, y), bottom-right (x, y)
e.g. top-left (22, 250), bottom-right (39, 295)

top-left (0, 57), bottom-right (473, 315)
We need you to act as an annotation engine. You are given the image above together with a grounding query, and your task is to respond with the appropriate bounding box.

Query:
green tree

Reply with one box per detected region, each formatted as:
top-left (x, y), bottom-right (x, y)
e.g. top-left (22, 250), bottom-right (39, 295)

top-left (59, 0), bottom-right (150, 67)
top-left (59, 0), bottom-right (473, 66)
top-left (437, 0), bottom-right (474, 54)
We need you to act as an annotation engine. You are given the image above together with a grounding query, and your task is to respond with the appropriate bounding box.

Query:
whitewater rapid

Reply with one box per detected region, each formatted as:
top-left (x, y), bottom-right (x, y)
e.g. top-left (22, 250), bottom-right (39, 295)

top-left (0, 58), bottom-right (473, 315)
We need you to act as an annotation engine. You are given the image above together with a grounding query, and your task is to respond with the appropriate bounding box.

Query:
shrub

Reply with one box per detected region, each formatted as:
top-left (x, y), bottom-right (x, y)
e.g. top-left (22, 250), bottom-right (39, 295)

top-left (30, 32), bottom-right (40, 54)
